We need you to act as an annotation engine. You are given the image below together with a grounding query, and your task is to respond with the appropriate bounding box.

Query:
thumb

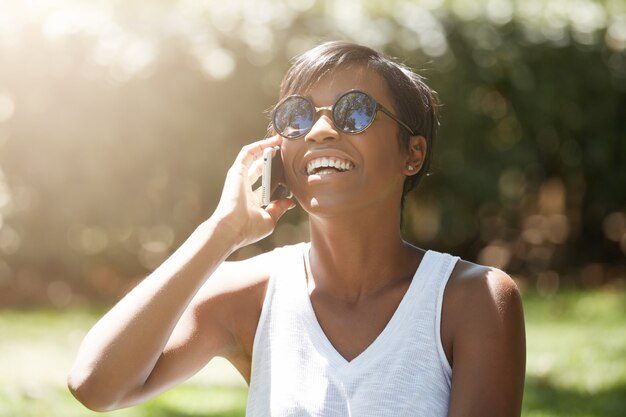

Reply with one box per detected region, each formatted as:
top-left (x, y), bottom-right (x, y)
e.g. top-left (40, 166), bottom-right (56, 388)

top-left (264, 198), bottom-right (296, 224)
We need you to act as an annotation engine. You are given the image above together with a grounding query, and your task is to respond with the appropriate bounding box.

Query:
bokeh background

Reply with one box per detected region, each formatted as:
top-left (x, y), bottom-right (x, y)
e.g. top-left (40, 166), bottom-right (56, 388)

top-left (0, 0), bottom-right (625, 416)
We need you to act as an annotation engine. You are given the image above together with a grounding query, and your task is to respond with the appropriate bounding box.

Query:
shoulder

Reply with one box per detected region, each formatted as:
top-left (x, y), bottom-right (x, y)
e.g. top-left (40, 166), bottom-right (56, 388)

top-left (194, 242), bottom-right (303, 301)
top-left (190, 243), bottom-right (303, 356)
top-left (441, 257), bottom-right (525, 364)
top-left (442, 258), bottom-right (526, 416)
top-left (445, 258), bottom-right (522, 314)
top-left (443, 258), bottom-right (524, 342)
top-left (191, 245), bottom-right (288, 322)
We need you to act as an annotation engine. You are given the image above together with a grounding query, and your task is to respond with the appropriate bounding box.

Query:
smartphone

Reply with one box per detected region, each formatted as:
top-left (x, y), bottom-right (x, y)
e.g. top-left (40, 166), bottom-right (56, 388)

top-left (262, 147), bottom-right (290, 207)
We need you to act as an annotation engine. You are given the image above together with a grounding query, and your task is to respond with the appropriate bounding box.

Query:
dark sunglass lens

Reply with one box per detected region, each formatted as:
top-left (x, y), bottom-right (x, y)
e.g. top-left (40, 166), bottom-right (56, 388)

top-left (273, 97), bottom-right (314, 138)
top-left (333, 92), bottom-right (376, 133)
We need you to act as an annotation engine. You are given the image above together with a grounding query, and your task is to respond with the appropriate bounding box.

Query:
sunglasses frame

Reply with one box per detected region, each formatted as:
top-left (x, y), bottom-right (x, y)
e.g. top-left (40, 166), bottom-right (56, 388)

top-left (271, 89), bottom-right (418, 140)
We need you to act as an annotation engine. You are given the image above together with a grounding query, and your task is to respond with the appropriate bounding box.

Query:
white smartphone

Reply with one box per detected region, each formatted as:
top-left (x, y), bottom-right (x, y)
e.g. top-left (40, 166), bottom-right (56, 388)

top-left (261, 146), bottom-right (289, 207)
top-left (261, 147), bottom-right (275, 207)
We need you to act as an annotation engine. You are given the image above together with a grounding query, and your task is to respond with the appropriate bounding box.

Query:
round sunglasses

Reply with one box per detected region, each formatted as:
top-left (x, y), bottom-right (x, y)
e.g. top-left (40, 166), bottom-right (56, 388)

top-left (271, 89), bottom-right (418, 140)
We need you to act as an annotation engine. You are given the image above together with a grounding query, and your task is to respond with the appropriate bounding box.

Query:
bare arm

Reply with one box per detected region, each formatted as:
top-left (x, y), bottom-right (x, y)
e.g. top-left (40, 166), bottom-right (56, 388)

top-left (445, 264), bottom-right (526, 417)
top-left (67, 136), bottom-right (293, 411)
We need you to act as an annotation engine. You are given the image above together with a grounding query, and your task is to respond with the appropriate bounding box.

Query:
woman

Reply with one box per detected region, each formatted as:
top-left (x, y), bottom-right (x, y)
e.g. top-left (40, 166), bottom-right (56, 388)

top-left (68, 41), bottom-right (526, 416)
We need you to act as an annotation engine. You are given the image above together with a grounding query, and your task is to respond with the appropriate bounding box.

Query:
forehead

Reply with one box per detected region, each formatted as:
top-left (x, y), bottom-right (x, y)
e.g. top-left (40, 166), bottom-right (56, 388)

top-left (302, 65), bottom-right (393, 108)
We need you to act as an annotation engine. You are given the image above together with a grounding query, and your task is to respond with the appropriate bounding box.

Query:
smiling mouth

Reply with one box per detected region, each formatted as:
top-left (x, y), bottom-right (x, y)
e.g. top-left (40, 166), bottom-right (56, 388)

top-left (306, 157), bottom-right (355, 176)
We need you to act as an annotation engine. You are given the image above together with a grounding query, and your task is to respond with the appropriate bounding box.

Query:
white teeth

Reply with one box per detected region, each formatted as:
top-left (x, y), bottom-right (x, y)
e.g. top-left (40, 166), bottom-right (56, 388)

top-left (306, 157), bottom-right (354, 175)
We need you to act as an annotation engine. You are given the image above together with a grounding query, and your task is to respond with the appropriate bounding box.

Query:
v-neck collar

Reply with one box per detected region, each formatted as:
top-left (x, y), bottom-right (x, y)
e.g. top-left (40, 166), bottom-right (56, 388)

top-left (298, 243), bottom-right (433, 377)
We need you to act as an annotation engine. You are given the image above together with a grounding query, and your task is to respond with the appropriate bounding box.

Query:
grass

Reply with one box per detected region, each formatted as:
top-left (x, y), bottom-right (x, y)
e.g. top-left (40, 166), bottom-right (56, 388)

top-left (522, 290), bottom-right (626, 417)
top-left (0, 385), bottom-right (248, 417)
top-left (1, 289), bottom-right (625, 416)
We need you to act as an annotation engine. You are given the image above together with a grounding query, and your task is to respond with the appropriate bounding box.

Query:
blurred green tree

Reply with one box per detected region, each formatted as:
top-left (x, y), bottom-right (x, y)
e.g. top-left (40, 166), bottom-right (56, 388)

top-left (0, 0), bottom-right (624, 306)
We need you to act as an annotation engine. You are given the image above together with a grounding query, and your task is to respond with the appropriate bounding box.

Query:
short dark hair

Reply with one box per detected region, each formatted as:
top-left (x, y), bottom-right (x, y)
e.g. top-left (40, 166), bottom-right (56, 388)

top-left (278, 41), bottom-right (439, 205)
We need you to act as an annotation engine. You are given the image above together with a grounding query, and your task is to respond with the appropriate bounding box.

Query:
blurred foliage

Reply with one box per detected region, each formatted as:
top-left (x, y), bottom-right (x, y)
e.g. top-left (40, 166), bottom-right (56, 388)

top-left (0, 0), bottom-right (625, 306)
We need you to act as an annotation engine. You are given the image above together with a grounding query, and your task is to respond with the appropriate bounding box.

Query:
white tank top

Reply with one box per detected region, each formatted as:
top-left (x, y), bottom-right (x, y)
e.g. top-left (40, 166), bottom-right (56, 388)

top-left (246, 243), bottom-right (459, 417)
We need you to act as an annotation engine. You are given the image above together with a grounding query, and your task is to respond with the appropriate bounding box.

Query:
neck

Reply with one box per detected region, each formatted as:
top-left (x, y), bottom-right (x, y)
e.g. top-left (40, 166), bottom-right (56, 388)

top-left (306, 206), bottom-right (418, 301)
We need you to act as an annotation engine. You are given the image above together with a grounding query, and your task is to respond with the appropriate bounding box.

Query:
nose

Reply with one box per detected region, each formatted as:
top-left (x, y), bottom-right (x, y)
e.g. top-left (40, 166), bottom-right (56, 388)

top-left (304, 111), bottom-right (339, 144)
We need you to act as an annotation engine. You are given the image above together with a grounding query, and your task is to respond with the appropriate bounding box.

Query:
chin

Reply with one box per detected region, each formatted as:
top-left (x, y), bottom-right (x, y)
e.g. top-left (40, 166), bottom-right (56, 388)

top-left (298, 193), bottom-right (366, 218)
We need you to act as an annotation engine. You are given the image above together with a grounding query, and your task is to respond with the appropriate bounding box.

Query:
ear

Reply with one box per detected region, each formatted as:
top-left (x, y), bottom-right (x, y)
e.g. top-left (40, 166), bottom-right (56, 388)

top-left (402, 135), bottom-right (427, 176)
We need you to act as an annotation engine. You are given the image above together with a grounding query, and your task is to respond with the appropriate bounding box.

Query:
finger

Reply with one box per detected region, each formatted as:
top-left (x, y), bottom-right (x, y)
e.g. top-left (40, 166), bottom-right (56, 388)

top-left (235, 135), bottom-right (282, 168)
top-left (264, 197), bottom-right (296, 224)
top-left (252, 186), bottom-right (263, 205)
top-left (248, 155), bottom-right (265, 184)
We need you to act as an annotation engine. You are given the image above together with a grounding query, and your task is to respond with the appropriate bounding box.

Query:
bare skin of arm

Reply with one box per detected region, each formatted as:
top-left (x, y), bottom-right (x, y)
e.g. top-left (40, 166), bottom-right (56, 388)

top-left (443, 261), bottom-right (526, 417)
top-left (67, 136), bottom-right (293, 411)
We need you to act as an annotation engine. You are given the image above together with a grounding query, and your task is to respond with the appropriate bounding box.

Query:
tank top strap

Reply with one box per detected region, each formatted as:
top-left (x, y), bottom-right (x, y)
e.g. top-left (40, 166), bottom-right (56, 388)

top-left (420, 250), bottom-right (460, 377)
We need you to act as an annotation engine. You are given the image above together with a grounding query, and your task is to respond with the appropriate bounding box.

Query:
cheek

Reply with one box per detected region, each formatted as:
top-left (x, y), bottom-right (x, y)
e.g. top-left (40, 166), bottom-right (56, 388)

top-left (359, 136), bottom-right (404, 175)
top-left (280, 144), bottom-right (302, 189)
